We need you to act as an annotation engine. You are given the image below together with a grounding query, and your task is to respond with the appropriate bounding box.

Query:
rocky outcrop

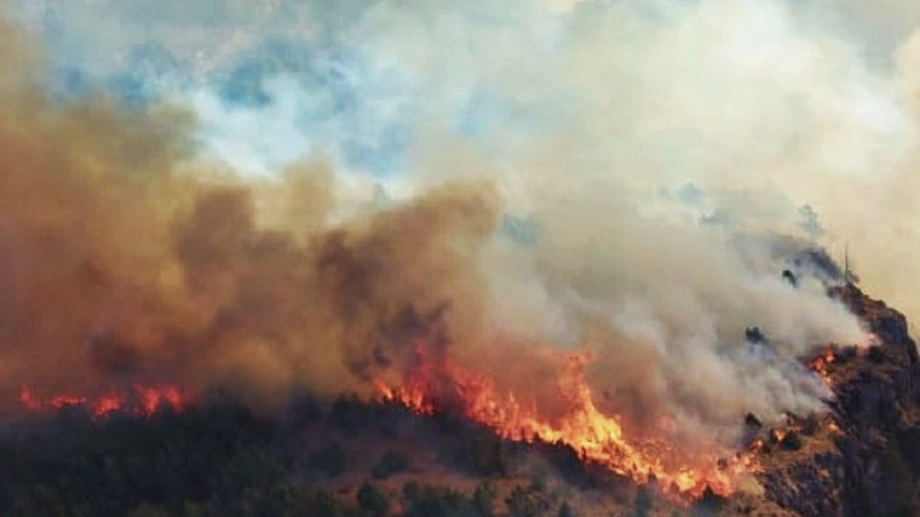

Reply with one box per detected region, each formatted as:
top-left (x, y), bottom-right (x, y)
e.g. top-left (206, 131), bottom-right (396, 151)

top-left (835, 283), bottom-right (919, 366)
top-left (759, 284), bottom-right (920, 517)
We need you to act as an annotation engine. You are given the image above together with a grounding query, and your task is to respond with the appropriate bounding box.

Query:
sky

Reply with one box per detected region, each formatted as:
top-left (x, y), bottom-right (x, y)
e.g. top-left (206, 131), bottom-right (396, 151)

top-left (5, 0), bottom-right (538, 177)
top-left (5, 0), bottom-right (918, 178)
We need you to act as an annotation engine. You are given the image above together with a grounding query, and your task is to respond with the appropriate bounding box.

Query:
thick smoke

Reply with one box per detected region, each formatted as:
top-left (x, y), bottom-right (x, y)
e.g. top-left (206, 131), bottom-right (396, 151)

top-left (1, 0), bottom-right (910, 453)
top-left (0, 94), bottom-right (501, 409)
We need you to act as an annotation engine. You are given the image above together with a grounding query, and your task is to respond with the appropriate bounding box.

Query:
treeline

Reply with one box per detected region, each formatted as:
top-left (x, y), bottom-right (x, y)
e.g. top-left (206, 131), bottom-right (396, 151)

top-left (0, 403), bottom-right (289, 517)
top-left (0, 397), bottom-right (719, 517)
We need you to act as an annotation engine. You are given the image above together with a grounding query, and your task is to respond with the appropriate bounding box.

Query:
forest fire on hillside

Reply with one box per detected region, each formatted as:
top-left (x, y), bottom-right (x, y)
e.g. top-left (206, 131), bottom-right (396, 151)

top-left (11, 337), bottom-right (872, 500)
top-left (807, 346), bottom-right (837, 386)
top-left (17, 384), bottom-right (194, 418)
top-left (804, 335), bottom-right (876, 386)
top-left (375, 333), bottom-right (879, 500)
top-left (375, 348), bottom-right (759, 500)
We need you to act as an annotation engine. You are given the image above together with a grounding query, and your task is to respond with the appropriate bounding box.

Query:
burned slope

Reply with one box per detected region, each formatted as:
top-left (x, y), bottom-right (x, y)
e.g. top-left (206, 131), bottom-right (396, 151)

top-left (753, 283), bottom-right (920, 517)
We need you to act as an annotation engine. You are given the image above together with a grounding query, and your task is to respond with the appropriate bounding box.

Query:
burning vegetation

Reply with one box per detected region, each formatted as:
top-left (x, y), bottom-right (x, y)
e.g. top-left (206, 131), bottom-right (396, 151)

top-left (0, 15), bottom-right (919, 517)
top-left (0, 325), bottom-right (886, 517)
top-left (806, 346), bottom-right (838, 386)
top-left (17, 384), bottom-right (193, 418)
top-left (0, 318), bottom-right (881, 515)
top-left (375, 349), bottom-right (755, 500)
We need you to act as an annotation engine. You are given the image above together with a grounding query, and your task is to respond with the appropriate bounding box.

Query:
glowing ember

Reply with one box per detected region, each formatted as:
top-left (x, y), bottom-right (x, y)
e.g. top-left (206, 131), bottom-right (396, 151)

top-left (807, 346), bottom-right (837, 386)
top-left (18, 384), bottom-right (193, 417)
top-left (376, 350), bottom-right (756, 499)
top-left (806, 336), bottom-right (875, 386)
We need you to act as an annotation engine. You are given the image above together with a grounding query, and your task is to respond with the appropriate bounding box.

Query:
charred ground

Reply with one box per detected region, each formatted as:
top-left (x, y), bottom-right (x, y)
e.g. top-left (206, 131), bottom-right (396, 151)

top-left (752, 283), bottom-right (920, 517)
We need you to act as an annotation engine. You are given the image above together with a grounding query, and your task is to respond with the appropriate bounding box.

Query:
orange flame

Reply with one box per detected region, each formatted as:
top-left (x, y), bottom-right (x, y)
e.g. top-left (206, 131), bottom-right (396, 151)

top-left (18, 384), bottom-right (193, 418)
top-left (806, 336), bottom-right (874, 386)
top-left (376, 349), bottom-right (757, 500)
top-left (806, 345), bottom-right (837, 386)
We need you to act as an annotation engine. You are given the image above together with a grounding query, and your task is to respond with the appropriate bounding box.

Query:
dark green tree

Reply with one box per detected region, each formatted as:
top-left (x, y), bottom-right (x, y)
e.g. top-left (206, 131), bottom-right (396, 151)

top-left (557, 501), bottom-right (576, 517)
top-left (356, 482), bottom-right (389, 517)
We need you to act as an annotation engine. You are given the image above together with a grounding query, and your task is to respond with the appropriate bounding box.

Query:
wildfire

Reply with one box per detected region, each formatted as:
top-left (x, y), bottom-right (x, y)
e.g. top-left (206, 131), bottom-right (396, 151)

top-left (806, 335), bottom-right (876, 386)
top-left (807, 346), bottom-right (837, 386)
top-left (376, 350), bottom-right (756, 499)
top-left (18, 384), bottom-right (193, 418)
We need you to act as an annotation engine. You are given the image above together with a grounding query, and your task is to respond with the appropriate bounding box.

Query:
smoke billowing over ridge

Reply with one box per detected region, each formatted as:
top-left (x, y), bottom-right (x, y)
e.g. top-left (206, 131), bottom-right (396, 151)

top-left (0, 0), bottom-right (912, 458)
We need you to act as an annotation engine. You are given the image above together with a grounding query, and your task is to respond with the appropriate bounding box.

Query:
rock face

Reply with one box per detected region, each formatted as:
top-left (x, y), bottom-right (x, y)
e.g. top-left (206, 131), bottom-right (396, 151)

top-left (759, 284), bottom-right (920, 517)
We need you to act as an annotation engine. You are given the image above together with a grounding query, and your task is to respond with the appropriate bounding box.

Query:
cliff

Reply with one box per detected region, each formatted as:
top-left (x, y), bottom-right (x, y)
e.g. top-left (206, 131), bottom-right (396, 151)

top-left (754, 283), bottom-right (920, 517)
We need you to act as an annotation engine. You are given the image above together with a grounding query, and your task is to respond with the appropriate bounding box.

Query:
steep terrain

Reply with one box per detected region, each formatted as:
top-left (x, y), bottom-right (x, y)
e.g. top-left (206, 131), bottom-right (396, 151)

top-left (2, 281), bottom-right (919, 517)
top-left (748, 283), bottom-right (920, 517)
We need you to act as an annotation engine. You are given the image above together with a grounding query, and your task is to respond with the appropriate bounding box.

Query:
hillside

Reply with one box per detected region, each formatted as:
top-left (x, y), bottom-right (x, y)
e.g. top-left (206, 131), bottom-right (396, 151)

top-left (0, 279), bottom-right (917, 517)
top-left (754, 283), bottom-right (920, 517)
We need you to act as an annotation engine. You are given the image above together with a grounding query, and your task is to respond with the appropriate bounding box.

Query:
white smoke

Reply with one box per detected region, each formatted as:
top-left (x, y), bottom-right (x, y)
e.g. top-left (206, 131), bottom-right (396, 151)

top-left (7, 0), bottom-right (920, 440)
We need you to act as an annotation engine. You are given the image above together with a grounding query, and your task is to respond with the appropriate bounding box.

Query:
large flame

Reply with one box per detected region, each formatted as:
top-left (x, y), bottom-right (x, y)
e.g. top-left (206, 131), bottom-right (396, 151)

top-left (12, 334), bottom-right (875, 499)
top-left (376, 349), bottom-right (758, 499)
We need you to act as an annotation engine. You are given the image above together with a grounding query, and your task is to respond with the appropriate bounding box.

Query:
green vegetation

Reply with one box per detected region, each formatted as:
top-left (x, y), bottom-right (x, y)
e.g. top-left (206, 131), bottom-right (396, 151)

top-left (634, 484), bottom-right (653, 517)
top-left (556, 501), bottom-right (575, 517)
top-left (472, 481), bottom-right (497, 517)
top-left (880, 439), bottom-right (915, 517)
top-left (356, 482), bottom-right (389, 517)
top-left (371, 450), bottom-right (410, 480)
top-left (0, 399), bottom-right (682, 517)
top-left (310, 440), bottom-right (349, 477)
top-left (506, 485), bottom-right (550, 517)
top-left (464, 432), bottom-right (516, 476)
top-left (0, 403), bottom-right (367, 517)
top-left (400, 482), bottom-right (500, 517)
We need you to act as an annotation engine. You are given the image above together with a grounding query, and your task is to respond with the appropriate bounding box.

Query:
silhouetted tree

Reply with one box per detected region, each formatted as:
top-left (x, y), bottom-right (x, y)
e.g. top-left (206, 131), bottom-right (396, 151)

top-left (372, 450), bottom-right (410, 480)
top-left (357, 482), bottom-right (389, 517)
top-left (557, 501), bottom-right (576, 517)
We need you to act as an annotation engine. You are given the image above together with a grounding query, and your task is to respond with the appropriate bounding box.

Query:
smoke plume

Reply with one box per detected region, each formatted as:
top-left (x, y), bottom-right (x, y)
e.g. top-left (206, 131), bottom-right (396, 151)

top-left (3, 0), bottom-right (916, 454)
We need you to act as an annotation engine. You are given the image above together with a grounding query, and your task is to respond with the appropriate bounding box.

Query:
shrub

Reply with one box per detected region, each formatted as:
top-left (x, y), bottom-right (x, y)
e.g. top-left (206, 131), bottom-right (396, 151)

top-left (472, 481), bottom-right (497, 517)
top-left (557, 501), bottom-right (576, 517)
top-left (779, 431), bottom-right (803, 451)
top-left (634, 484), bottom-right (653, 517)
top-left (329, 396), bottom-right (374, 433)
top-left (294, 489), bottom-right (356, 517)
top-left (127, 504), bottom-right (174, 517)
top-left (402, 481), bottom-right (421, 504)
top-left (402, 484), bottom-right (481, 517)
top-left (357, 481), bottom-right (389, 517)
top-left (309, 441), bottom-right (348, 478)
top-left (506, 486), bottom-right (549, 517)
top-left (467, 433), bottom-right (511, 476)
top-left (371, 450), bottom-right (410, 480)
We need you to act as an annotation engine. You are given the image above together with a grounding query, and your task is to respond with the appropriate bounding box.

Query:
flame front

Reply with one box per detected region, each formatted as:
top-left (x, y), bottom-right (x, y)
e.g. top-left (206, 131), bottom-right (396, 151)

top-left (18, 384), bottom-right (193, 418)
top-left (377, 349), bottom-right (756, 499)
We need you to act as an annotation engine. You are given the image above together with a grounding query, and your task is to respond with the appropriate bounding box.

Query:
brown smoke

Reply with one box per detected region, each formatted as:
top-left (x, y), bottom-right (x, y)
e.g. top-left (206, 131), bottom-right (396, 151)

top-left (0, 20), bottom-right (507, 407)
top-left (0, 10), bottom-right (871, 457)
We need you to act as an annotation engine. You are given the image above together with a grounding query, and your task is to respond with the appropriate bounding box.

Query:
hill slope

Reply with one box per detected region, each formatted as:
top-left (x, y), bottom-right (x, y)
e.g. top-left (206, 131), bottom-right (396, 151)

top-left (1, 282), bottom-right (918, 517)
